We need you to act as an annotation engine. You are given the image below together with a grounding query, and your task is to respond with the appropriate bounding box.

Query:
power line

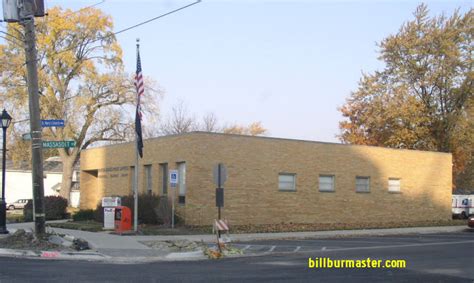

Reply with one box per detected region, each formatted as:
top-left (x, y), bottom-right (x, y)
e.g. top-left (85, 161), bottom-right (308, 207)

top-left (113, 0), bottom-right (201, 36)
top-left (0, 25), bottom-right (23, 47)
top-left (20, 0), bottom-right (201, 66)
top-left (2, 1), bottom-right (202, 76)
top-left (54, 0), bottom-right (107, 17)
top-left (0, 30), bottom-right (22, 43)
top-left (52, 0), bottom-right (202, 56)
top-left (74, 0), bottom-right (106, 11)
top-left (0, 34), bottom-right (21, 47)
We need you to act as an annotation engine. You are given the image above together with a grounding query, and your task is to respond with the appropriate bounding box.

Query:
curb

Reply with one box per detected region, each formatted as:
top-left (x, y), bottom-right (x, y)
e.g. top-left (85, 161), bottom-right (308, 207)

top-left (0, 248), bottom-right (108, 261)
top-left (0, 248), bottom-right (208, 263)
top-left (165, 250), bottom-right (206, 260)
top-left (228, 226), bottom-right (468, 242)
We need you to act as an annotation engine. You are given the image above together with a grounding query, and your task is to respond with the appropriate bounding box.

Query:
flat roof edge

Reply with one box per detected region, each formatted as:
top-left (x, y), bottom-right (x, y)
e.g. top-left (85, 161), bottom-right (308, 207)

top-left (81, 131), bottom-right (452, 156)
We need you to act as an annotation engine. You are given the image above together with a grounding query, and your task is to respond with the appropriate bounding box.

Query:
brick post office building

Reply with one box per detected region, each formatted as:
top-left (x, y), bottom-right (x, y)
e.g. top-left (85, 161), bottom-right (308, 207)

top-left (79, 132), bottom-right (452, 226)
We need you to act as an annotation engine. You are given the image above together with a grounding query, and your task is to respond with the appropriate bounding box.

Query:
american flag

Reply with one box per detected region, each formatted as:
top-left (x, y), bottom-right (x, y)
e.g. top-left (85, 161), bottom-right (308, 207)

top-left (135, 42), bottom-right (144, 158)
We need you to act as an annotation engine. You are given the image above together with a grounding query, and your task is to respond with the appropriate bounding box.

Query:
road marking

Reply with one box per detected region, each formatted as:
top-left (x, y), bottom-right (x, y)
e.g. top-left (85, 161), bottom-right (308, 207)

top-left (418, 233), bottom-right (474, 239)
top-left (325, 239), bottom-right (410, 244)
top-left (234, 237), bottom-right (474, 254)
top-left (311, 240), bottom-right (474, 253)
top-left (258, 261), bottom-right (300, 266)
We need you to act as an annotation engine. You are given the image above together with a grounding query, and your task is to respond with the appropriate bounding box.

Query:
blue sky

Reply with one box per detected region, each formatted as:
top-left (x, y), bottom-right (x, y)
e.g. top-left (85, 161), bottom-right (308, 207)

top-left (39, 1), bottom-right (474, 141)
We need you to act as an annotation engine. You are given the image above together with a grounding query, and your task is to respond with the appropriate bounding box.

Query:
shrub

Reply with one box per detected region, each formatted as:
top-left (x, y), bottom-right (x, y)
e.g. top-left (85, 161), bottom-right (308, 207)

top-left (156, 196), bottom-right (171, 225)
top-left (45, 196), bottom-right (69, 220)
top-left (24, 201), bottom-right (33, 222)
top-left (94, 204), bottom-right (104, 223)
top-left (24, 196), bottom-right (69, 222)
top-left (95, 193), bottom-right (167, 225)
top-left (73, 209), bottom-right (96, 221)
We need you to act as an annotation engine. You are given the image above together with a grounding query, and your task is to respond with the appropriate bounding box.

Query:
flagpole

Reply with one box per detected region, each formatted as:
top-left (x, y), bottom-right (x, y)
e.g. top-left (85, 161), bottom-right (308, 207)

top-left (134, 134), bottom-right (139, 233)
top-left (133, 38), bottom-right (140, 233)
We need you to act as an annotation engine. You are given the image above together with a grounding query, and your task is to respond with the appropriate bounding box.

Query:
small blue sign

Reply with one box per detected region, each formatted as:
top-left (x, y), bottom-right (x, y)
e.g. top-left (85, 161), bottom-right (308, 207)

top-left (41, 119), bottom-right (65, 127)
top-left (169, 170), bottom-right (179, 188)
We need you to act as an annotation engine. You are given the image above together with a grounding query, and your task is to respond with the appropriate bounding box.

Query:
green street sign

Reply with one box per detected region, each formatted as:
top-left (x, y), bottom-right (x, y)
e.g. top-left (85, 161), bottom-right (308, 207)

top-left (42, 140), bottom-right (76, 148)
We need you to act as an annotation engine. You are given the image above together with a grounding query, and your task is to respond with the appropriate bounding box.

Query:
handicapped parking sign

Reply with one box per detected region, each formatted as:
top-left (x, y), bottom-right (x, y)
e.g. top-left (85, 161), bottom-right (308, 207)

top-left (170, 170), bottom-right (178, 187)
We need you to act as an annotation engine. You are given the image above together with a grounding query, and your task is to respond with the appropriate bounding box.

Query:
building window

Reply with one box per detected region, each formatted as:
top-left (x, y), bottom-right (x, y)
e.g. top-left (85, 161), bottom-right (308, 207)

top-left (178, 162), bottom-right (186, 204)
top-left (279, 173), bottom-right (296, 191)
top-left (72, 170), bottom-right (80, 182)
top-left (356, 176), bottom-right (370, 193)
top-left (145, 165), bottom-right (152, 194)
top-left (388, 178), bottom-right (401, 193)
top-left (319, 175), bottom-right (335, 192)
top-left (130, 166), bottom-right (135, 192)
top-left (160, 163), bottom-right (168, 195)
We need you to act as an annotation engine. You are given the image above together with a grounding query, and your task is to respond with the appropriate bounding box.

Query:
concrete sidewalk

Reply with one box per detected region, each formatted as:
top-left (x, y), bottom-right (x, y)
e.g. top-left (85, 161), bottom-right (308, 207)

top-left (4, 222), bottom-right (205, 262)
top-left (134, 225), bottom-right (468, 242)
top-left (6, 221), bottom-right (150, 250)
top-left (2, 222), bottom-right (468, 263)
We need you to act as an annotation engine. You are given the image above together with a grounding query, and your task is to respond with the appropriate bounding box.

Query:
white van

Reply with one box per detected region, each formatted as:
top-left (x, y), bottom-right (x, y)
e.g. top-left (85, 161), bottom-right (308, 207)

top-left (452, 195), bottom-right (470, 219)
top-left (468, 195), bottom-right (474, 217)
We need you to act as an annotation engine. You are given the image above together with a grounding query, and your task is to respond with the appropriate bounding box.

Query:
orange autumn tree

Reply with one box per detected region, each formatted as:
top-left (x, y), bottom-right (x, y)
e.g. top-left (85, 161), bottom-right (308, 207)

top-left (339, 4), bottom-right (473, 188)
top-left (0, 7), bottom-right (160, 200)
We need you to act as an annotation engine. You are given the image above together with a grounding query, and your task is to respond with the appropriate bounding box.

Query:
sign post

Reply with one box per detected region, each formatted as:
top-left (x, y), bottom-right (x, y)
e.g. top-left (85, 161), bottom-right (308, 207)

top-left (213, 163), bottom-right (227, 248)
top-left (169, 170), bottom-right (178, 229)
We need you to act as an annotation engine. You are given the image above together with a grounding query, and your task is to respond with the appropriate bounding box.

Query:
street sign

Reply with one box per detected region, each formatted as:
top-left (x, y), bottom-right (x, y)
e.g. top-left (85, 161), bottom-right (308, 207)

top-left (170, 170), bottom-right (178, 187)
top-left (213, 163), bottom-right (227, 187)
top-left (22, 133), bottom-right (32, 141)
top-left (41, 119), bottom-right (65, 127)
top-left (42, 140), bottom-right (76, 148)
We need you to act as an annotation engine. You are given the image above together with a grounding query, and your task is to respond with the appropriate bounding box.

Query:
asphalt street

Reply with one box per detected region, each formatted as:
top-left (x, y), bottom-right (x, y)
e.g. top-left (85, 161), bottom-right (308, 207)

top-left (0, 230), bottom-right (472, 282)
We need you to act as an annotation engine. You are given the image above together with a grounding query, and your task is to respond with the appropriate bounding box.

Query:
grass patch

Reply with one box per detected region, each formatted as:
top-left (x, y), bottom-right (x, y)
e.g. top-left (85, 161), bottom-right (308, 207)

top-left (187, 219), bottom-right (468, 234)
top-left (46, 219), bottom-right (468, 235)
top-left (48, 221), bottom-right (104, 232)
top-left (46, 221), bottom-right (212, 235)
top-left (139, 225), bottom-right (213, 235)
top-left (6, 213), bottom-right (24, 223)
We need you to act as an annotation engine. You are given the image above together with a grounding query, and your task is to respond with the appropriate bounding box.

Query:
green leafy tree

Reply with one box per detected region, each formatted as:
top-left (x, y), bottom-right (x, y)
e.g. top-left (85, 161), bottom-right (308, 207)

top-left (339, 4), bottom-right (473, 187)
top-left (0, 7), bottom-right (160, 200)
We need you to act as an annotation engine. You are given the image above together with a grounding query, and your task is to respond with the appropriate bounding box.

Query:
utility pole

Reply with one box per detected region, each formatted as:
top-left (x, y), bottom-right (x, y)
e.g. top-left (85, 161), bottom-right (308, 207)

top-left (20, 5), bottom-right (46, 235)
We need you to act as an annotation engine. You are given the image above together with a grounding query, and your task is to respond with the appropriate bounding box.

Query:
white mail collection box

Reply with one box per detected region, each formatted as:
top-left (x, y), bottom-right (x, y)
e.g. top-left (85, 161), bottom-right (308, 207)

top-left (102, 197), bottom-right (121, 229)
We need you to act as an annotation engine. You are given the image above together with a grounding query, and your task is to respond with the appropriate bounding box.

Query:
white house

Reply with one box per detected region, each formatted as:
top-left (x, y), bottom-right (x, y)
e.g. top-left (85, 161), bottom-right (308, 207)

top-left (1, 158), bottom-right (80, 208)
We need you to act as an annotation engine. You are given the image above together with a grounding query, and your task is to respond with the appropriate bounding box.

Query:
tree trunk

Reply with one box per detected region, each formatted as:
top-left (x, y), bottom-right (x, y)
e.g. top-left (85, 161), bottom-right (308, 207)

top-left (58, 152), bottom-right (77, 204)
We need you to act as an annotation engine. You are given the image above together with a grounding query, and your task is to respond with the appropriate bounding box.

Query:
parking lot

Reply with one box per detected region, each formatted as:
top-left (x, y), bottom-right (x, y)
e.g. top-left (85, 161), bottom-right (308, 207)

top-left (232, 230), bottom-right (474, 255)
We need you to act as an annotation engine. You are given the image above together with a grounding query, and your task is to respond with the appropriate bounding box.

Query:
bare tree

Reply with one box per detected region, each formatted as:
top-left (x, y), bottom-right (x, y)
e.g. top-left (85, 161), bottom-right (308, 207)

top-left (160, 101), bottom-right (196, 135)
top-left (159, 101), bottom-right (268, 136)
top-left (200, 112), bottom-right (220, 132)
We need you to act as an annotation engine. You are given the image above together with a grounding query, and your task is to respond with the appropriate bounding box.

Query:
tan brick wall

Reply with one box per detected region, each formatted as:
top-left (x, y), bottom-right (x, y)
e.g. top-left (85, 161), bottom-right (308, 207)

top-left (80, 132), bottom-right (452, 226)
